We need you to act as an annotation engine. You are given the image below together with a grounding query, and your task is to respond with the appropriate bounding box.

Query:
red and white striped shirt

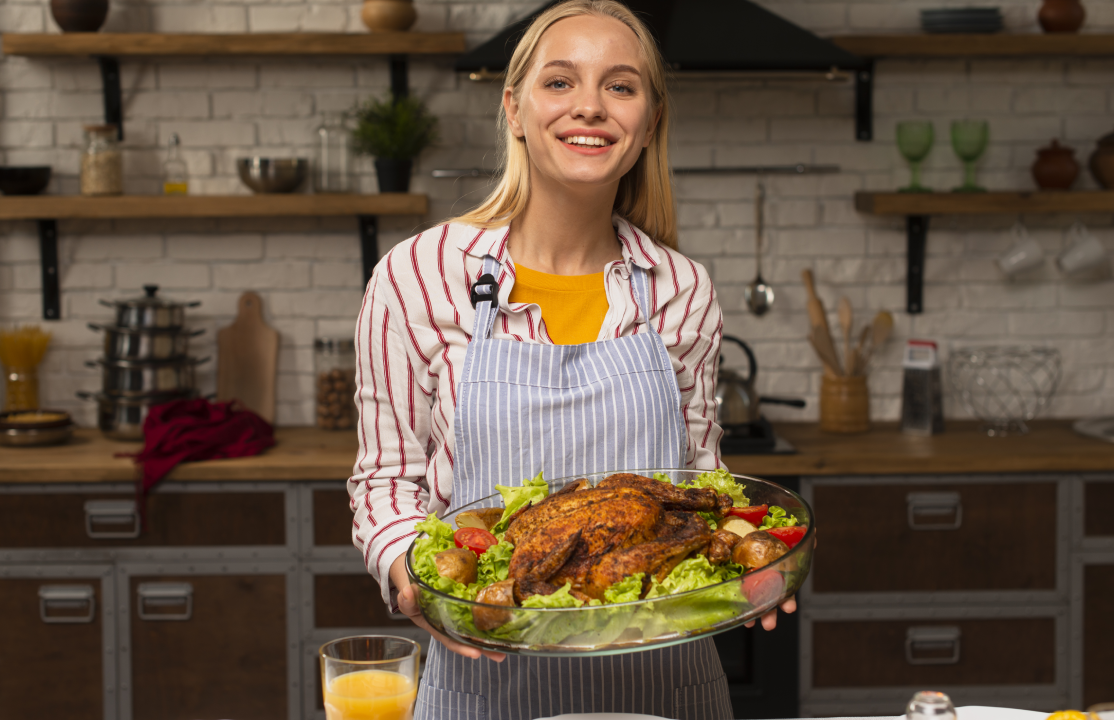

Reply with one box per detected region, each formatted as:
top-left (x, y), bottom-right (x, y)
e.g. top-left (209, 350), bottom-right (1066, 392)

top-left (349, 217), bottom-right (724, 601)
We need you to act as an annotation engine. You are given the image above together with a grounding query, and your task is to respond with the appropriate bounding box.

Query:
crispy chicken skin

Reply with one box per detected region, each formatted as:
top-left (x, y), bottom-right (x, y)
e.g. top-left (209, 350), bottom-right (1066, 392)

top-left (499, 473), bottom-right (731, 604)
top-left (701, 529), bottom-right (743, 565)
top-left (597, 473), bottom-right (734, 517)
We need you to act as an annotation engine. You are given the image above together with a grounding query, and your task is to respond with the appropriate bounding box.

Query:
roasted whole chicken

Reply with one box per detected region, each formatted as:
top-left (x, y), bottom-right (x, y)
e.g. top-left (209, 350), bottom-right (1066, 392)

top-left (501, 473), bottom-right (734, 604)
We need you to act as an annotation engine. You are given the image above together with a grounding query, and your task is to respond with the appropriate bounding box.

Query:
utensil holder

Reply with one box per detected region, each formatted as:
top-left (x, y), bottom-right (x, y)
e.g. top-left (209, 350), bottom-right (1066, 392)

top-left (820, 375), bottom-right (870, 434)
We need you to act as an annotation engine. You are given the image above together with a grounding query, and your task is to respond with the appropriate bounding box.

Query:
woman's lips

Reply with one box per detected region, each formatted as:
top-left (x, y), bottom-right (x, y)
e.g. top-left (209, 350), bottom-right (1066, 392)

top-left (559, 136), bottom-right (615, 155)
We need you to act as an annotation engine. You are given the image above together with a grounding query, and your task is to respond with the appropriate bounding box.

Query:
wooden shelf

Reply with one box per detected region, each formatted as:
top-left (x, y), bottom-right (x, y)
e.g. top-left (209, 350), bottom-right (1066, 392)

top-left (855, 190), bottom-right (1114, 216)
top-left (831, 33), bottom-right (1114, 58)
top-left (1, 32), bottom-right (467, 57)
top-left (0, 193), bottom-right (428, 220)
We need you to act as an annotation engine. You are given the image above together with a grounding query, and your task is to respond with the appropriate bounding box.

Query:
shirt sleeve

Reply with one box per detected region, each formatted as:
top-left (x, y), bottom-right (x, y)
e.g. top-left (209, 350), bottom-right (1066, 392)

top-left (349, 258), bottom-right (434, 608)
top-left (655, 255), bottom-right (725, 471)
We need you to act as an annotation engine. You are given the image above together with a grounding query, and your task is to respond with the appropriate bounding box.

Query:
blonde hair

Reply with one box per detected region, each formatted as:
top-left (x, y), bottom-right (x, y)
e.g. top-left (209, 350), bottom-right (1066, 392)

top-left (451, 0), bottom-right (677, 249)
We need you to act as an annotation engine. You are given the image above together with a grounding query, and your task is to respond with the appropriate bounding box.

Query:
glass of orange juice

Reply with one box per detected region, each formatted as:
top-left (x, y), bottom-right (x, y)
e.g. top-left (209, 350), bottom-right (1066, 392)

top-left (320, 635), bottom-right (420, 720)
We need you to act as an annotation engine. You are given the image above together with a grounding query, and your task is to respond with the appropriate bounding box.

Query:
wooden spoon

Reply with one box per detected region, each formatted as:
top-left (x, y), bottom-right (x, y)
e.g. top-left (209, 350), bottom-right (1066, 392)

top-left (808, 327), bottom-right (843, 377)
top-left (859, 311), bottom-right (894, 372)
top-left (801, 269), bottom-right (840, 376)
top-left (838, 296), bottom-right (854, 376)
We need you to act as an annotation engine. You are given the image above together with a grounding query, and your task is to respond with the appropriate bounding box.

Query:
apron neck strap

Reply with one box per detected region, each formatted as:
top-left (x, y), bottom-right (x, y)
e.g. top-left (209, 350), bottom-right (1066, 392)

top-left (470, 255), bottom-right (502, 341)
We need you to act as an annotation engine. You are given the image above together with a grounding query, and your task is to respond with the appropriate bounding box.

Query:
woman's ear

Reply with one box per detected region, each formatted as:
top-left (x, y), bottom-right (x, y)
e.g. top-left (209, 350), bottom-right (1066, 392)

top-left (504, 88), bottom-right (525, 138)
top-left (643, 106), bottom-right (662, 148)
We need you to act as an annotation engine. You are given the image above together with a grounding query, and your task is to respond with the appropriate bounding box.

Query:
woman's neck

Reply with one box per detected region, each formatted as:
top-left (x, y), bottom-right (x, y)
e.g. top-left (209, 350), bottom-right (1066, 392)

top-left (508, 171), bottom-right (624, 276)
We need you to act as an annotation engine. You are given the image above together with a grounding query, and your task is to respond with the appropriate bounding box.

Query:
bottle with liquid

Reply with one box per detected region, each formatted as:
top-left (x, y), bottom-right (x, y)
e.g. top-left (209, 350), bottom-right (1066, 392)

top-left (314, 113), bottom-right (352, 193)
top-left (162, 133), bottom-right (188, 195)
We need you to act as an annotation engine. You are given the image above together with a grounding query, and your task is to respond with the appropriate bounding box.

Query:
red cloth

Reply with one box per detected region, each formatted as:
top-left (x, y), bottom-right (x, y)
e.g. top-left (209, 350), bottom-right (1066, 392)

top-left (130, 398), bottom-right (275, 493)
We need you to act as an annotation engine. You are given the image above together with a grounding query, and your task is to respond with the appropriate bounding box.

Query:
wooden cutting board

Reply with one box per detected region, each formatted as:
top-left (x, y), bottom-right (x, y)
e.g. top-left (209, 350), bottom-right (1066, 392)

top-left (217, 291), bottom-right (279, 423)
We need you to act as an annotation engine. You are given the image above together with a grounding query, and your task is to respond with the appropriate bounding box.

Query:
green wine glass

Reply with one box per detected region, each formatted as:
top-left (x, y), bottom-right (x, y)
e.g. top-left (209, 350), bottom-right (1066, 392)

top-left (897, 121), bottom-right (935, 193)
top-left (951, 119), bottom-right (989, 193)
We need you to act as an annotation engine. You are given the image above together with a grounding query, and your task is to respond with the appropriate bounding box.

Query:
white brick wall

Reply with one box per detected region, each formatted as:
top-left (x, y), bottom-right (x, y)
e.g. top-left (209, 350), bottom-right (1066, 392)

top-left (2, 0), bottom-right (1113, 429)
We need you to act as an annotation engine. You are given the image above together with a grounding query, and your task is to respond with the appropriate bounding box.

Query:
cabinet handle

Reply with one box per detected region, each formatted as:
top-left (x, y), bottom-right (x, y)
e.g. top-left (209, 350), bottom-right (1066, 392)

top-left (905, 625), bottom-right (961, 665)
top-left (137, 582), bottom-right (192, 621)
top-left (906, 491), bottom-right (962, 530)
top-left (39, 584), bottom-right (96, 624)
top-left (84, 499), bottom-right (141, 539)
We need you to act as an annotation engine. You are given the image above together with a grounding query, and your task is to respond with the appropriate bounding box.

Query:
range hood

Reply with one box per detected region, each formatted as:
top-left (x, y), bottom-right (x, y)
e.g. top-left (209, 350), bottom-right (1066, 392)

top-left (454, 0), bottom-right (874, 139)
top-left (455, 0), bottom-right (866, 74)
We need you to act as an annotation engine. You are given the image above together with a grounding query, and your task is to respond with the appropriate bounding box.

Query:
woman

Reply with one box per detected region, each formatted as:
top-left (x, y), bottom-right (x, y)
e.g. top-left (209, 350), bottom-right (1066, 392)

top-left (350, 2), bottom-right (792, 717)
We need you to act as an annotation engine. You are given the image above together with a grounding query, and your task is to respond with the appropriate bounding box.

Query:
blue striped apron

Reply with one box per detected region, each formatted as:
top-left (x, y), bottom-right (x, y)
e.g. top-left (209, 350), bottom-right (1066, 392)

top-left (414, 256), bottom-right (732, 720)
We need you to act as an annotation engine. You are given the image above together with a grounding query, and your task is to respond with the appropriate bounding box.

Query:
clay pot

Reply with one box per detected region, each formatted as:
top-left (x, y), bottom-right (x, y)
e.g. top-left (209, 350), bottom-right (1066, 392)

top-left (1031, 140), bottom-right (1080, 190)
top-left (50, 0), bottom-right (108, 32)
top-left (361, 0), bottom-right (417, 32)
top-left (1089, 130), bottom-right (1114, 189)
top-left (1038, 0), bottom-right (1086, 33)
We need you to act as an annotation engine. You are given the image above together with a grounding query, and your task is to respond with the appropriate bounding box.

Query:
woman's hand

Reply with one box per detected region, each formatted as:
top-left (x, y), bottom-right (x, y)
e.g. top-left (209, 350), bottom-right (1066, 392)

top-left (388, 555), bottom-right (506, 663)
top-left (743, 596), bottom-right (796, 631)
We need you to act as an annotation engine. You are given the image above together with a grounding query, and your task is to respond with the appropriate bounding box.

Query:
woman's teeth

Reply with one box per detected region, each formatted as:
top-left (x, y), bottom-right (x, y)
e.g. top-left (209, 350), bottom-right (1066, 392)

top-left (563, 136), bottom-right (612, 147)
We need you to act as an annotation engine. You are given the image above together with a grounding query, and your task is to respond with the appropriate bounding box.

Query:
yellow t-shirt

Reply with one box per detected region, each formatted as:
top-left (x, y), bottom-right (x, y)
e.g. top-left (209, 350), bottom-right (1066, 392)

top-left (508, 263), bottom-right (608, 345)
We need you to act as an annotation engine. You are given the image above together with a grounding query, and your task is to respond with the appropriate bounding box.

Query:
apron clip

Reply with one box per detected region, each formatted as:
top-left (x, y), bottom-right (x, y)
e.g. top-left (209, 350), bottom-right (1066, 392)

top-left (470, 273), bottom-right (500, 308)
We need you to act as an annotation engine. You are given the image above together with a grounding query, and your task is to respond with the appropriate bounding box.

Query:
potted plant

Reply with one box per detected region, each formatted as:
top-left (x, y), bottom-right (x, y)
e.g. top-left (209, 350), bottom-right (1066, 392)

top-left (352, 92), bottom-right (438, 193)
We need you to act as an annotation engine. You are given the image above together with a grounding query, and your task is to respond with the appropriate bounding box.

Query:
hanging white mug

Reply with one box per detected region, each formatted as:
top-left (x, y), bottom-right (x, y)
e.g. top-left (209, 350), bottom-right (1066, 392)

top-left (996, 223), bottom-right (1044, 276)
top-left (1056, 223), bottom-right (1108, 275)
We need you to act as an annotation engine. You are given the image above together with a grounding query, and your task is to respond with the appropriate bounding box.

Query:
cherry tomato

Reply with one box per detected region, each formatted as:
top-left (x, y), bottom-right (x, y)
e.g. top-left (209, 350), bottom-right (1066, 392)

top-left (767, 525), bottom-right (807, 549)
top-left (454, 527), bottom-right (498, 555)
top-left (727, 504), bottom-right (768, 525)
top-left (742, 568), bottom-right (785, 607)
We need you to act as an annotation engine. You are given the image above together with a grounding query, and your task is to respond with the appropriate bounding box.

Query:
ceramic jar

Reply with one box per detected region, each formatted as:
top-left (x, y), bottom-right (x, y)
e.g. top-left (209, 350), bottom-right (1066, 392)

top-left (1031, 140), bottom-right (1080, 190)
top-left (1089, 130), bottom-right (1114, 189)
top-left (361, 0), bottom-right (417, 31)
top-left (1038, 0), bottom-right (1086, 33)
top-left (50, 0), bottom-right (108, 32)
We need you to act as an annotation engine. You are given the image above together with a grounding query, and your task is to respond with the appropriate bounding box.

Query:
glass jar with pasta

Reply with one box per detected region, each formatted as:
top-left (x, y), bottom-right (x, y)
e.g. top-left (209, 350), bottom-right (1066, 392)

top-left (81, 124), bottom-right (123, 196)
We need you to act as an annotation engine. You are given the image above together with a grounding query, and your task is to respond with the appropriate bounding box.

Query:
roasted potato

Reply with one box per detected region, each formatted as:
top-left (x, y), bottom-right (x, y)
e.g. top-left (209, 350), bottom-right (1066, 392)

top-left (434, 548), bottom-right (478, 585)
top-left (456, 507), bottom-right (504, 531)
top-left (731, 530), bottom-right (790, 570)
top-left (473, 579), bottom-right (516, 631)
top-left (720, 516), bottom-right (758, 539)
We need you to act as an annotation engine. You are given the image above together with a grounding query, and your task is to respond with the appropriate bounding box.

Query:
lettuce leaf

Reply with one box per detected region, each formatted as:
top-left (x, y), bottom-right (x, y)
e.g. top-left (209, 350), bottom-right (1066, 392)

top-left (520, 582), bottom-right (584, 609)
top-left (491, 471), bottom-right (549, 534)
top-left (758, 505), bottom-right (799, 529)
top-left (677, 468), bottom-right (749, 507)
top-left (477, 539), bottom-right (514, 585)
top-left (646, 555), bottom-right (743, 598)
top-left (411, 515), bottom-right (458, 589)
top-left (603, 573), bottom-right (645, 604)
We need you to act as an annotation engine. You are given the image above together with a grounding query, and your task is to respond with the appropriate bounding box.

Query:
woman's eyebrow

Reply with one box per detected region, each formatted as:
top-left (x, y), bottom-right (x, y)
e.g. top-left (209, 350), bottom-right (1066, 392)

top-left (540, 60), bottom-right (641, 77)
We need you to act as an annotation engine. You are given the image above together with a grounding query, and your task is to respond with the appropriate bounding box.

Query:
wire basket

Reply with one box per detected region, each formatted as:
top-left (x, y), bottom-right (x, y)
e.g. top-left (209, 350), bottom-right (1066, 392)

top-left (948, 346), bottom-right (1062, 436)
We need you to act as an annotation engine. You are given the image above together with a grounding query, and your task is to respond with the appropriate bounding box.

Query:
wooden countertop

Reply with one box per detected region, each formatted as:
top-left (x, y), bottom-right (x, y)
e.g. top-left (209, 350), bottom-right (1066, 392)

top-left (1, 420), bottom-right (1110, 484)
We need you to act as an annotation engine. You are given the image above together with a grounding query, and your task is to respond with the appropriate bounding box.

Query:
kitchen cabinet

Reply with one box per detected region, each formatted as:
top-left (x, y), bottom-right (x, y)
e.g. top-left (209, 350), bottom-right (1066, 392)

top-left (1081, 562), bottom-right (1114, 707)
top-left (800, 474), bottom-right (1073, 716)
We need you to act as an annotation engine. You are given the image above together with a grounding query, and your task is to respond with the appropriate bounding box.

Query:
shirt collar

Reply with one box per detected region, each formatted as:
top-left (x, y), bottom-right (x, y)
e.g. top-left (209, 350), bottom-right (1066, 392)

top-left (450, 216), bottom-right (661, 271)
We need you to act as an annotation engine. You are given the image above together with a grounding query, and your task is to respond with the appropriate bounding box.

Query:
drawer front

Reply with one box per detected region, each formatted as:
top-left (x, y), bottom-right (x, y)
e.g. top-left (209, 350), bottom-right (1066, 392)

top-left (0, 491), bottom-right (286, 548)
top-left (811, 482), bottom-right (1057, 593)
top-left (1084, 482), bottom-right (1114, 537)
top-left (812, 617), bottom-right (1056, 688)
top-left (0, 576), bottom-right (105, 719)
top-left (130, 574), bottom-right (287, 720)
top-left (313, 489), bottom-right (353, 547)
top-left (314, 573), bottom-right (409, 629)
top-left (1084, 564), bottom-right (1114, 706)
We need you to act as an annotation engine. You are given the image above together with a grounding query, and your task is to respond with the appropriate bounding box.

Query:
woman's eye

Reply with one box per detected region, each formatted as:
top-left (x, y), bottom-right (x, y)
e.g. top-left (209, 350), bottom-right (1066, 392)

top-left (609, 83), bottom-right (634, 94)
top-left (545, 78), bottom-right (570, 90)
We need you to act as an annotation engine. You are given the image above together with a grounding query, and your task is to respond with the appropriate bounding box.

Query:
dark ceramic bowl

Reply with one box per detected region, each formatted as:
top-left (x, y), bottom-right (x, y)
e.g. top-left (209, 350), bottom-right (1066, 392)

top-left (0, 166), bottom-right (52, 195)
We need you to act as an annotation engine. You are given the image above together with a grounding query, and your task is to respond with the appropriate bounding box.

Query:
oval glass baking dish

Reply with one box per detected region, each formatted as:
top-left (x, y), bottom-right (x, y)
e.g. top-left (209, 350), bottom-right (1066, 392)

top-left (405, 469), bottom-right (814, 657)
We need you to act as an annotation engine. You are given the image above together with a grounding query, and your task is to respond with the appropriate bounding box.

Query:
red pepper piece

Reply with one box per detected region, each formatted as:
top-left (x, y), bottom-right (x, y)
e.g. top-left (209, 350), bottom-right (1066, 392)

top-left (767, 525), bottom-right (807, 549)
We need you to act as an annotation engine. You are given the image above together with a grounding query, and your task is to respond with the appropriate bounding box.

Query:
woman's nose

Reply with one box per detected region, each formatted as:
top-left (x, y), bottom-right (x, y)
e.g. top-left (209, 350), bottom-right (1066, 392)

top-left (570, 88), bottom-right (607, 121)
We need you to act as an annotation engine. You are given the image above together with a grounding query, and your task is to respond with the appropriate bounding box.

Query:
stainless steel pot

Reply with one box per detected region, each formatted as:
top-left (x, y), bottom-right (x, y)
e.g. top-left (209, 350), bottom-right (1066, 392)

top-left (100, 285), bottom-right (200, 329)
top-left (87, 357), bottom-right (208, 396)
top-left (77, 391), bottom-right (197, 440)
top-left (90, 323), bottom-right (205, 361)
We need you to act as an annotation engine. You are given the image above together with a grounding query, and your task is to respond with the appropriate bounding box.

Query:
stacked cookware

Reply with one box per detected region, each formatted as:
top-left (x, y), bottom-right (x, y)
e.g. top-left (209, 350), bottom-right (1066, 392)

top-left (79, 285), bottom-right (206, 440)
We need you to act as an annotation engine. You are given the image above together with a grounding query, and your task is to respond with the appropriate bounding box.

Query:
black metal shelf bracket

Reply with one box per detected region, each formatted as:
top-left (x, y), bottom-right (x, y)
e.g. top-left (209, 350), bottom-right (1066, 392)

top-left (359, 215), bottom-right (379, 287)
top-left (906, 214), bottom-right (929, 314)
top-left (97, 56), bottom-right (123, 140)
top-left (390, 54), bottom-right (409, 98)
top-left (38, 220), bottom-right (61, 321)
top-left (854, 61), bottom-right (874, 141)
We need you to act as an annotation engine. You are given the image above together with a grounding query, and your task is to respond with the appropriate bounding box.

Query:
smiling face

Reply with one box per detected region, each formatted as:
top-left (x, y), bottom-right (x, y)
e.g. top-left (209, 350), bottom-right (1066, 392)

top-left (504, 13), bottom-right (659, 193)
